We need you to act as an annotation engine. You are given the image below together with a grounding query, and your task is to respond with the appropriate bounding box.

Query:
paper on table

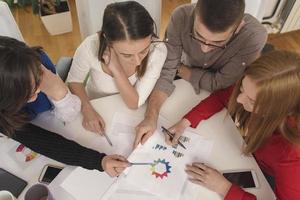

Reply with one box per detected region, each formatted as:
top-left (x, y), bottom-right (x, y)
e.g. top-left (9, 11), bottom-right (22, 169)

top-left (60, 167), bottom-right (116, 200)
top-left (124, 128), bottom-right (214, 200)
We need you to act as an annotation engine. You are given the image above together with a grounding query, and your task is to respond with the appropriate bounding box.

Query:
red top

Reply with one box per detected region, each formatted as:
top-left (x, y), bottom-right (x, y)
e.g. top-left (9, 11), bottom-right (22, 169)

top-left (184, 86), bottom-right (300, 200)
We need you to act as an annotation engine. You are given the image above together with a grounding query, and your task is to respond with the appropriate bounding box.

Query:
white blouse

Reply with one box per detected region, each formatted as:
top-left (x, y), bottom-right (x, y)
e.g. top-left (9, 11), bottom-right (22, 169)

top-left (66, 33), bottom-right (167, 107)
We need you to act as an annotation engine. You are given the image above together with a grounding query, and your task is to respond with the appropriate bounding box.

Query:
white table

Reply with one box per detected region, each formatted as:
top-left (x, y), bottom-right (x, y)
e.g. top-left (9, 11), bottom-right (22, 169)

top-left (0, 80), bottom-right (275, 199)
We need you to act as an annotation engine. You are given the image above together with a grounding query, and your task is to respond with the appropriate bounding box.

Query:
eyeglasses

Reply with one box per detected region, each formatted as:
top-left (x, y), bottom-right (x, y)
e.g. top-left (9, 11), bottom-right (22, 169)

top-left (190, 26), bottom-right (238, 49)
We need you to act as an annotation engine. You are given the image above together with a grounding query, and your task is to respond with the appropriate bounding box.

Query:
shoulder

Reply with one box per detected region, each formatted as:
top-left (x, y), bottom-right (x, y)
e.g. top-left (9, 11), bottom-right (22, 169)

top-left (74, 33), bottom-right (99, 59)
top-left (171, 3), bottom-right (194, 23)
top-left (77, 33), bottom-right (99, 53)
top-left (240, 14), bottom-right (268, 42)
top-left (148, 42), bottom-right (167, 65)
top-left (150, 42), bottom-right (167, 56)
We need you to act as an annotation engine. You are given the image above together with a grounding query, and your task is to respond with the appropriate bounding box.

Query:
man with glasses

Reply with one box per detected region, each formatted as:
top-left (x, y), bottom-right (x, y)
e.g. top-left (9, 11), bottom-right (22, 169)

top-left (134, 0), bottom-right (267, 147)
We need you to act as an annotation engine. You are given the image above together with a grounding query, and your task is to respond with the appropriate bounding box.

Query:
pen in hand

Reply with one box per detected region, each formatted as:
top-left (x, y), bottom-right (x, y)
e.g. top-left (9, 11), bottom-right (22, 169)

top-left (102, 132), bottom-right (113, 146)
top-left (161, 126), bottom-right (186, 149)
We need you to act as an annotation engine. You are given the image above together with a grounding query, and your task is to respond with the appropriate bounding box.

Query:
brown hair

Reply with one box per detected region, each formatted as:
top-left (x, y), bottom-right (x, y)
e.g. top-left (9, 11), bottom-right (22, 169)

top-left (0, 36), bottom-right (42, 136)
top-left (98, 1), bottom-right (156, 78)
top-left (195, 0), bottom-right (245, 32)
top-left (228, 50), bottom-right (300, 154)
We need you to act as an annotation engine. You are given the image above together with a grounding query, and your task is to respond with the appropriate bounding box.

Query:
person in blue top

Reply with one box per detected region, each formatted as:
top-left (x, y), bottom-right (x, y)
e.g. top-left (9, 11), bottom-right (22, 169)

top-left (23, 48), bottom-right (59, 119)
top-left (0, 36), bottom-right (130, 177)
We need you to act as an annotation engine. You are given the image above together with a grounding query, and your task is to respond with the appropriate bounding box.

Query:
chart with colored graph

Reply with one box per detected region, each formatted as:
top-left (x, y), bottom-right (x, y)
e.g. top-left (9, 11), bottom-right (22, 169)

top-left (124, 126), bottom-right (212, 200)
top-left (150, 158), bottom-right (172, 179)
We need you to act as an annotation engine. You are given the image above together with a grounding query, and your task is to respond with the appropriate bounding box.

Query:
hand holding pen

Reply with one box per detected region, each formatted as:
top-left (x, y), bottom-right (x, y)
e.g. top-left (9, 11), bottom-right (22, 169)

top-left (163, 119), bottom-right (191, 146)
top-left (161, 126), bottom-right (186, 149)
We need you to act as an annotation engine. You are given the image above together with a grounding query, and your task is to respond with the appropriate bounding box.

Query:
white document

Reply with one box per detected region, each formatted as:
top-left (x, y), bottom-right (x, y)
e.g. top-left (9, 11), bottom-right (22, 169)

top-left (60, 167), bottom-right (116, 200)
top-left (123, 128), bottom-right (213, 200)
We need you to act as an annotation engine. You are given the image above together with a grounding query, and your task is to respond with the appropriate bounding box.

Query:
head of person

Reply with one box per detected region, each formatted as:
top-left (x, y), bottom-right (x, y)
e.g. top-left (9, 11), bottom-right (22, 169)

top-left (98, 1), bottom-right (156, 77)
top-left (193, 0), bottom-right (245, 52)
top-left (228, 50), bottom-right (300, 154)
top-left (0, 36), bottom-right (43, 136)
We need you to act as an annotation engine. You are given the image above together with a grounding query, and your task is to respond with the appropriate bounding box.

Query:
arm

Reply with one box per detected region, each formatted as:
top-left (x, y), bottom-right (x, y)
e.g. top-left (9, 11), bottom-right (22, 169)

top-left (134, 89), bottom-right (168, 148)
top-left (8, 123), bottom-right (130, 177)
top-left (189, 33), bottom-right (267, 92)
top-left (225, 184), bottom-right (256, 200)
top-left (39, 66), bottom-right (81, 122)
top-left (165, 86), bottom-right (233, 145)
top-left (153, 6), bottom-right (184, 96)
top-left (11, 123), bottom-right (106, 171)
top-left (185, 163), bottom-right (256, 200)
top-left (67, 39), bottom-right (105, 134)
top-left (135, 42), bottom-right (167, 107)
top-left (108, 48), bottom-right (139, 109)
top-left (104, 48), bottom-right (139, 109)
top-left (273, 156), bottom-right (300, 199)
top-left (184, 86), bottom-right (234, 128)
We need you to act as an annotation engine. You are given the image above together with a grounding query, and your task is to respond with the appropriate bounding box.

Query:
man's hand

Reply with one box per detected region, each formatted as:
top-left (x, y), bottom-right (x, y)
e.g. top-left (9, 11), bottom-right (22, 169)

top-left (134, 116), bottom-right (157, 148)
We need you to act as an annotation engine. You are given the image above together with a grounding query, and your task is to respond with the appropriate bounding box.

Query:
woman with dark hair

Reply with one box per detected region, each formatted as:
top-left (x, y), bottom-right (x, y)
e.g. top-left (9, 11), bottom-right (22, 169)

top-left (166, 50), bottom-right (300, 199)
top-left (0, 36), bottom-right (130, 177)
top-left (0, 36), bottom-right (80, 135)
top-left (67, 1), bottom-right (167, 134)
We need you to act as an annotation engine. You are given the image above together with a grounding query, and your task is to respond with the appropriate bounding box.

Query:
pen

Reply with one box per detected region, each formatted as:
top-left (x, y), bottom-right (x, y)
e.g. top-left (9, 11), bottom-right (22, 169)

top-left (130, 162), bottom-right (154, 166)
top-left (102, 132), bottom-right (113, 146)
top-left (161, 126), bottom-right (186, 149)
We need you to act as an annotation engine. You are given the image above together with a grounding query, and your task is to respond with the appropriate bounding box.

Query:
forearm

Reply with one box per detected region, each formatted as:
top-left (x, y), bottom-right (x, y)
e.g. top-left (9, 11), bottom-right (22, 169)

top-left (68, 82), bottom-right (92, 110)
top-left (113, 72), bottom-right (139, 109)
top-left (144, 90), bottom-right (168, 121)
top-left (9, 123), bottom-right (106, 171)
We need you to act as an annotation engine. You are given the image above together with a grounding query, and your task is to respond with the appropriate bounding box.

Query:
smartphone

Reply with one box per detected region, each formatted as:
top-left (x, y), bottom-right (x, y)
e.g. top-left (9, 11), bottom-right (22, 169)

top-left (38, 164), bottom-right (64, 184)
top-left (222, 169), bottom-right (259, 188)
top-left (0, 168), bottom-right (28, 198)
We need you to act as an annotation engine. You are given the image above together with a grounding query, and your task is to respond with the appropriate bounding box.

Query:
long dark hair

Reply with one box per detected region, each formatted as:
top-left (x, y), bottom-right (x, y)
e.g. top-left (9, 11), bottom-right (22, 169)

top-left (0, 36), bottom-right (42, 136)
top-left (98, 1), bottom-right (156, 77)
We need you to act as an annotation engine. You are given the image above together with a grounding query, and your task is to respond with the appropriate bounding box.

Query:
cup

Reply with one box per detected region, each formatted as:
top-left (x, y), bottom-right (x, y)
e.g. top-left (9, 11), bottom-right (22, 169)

top-left (24, 184), bottom-right (54, 200)
top-left (0, 191), bottom-right (16, 200)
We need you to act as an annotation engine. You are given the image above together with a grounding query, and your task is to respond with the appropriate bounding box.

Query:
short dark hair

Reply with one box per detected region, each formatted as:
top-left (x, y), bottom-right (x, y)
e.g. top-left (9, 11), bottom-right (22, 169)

top-left (0, 36), bottom-right (42, 136)
top-left (195, 0), bottom-right (245, 32)
top-left (98, 1), bottom-right (156, 77)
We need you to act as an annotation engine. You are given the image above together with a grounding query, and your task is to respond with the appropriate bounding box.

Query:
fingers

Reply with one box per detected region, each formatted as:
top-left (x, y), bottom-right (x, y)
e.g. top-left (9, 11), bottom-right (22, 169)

top-left (186, 165), bottom-right (206, 179)
top-left (192, 163), bottom-right (208, 171)
top-left (141, 131), bottom-right (152, 145)
top-left (82, 110), bottom-right (106, 134)
top-left (189, 178), bottom-right (205, 186)
top-left (110, 154), bottom-right (128, 162)
top-left (165, 134), bottom-right (172, 145)
top-left (133, 129), bottom-right (144, 148)
top-left (171, 132), bottom-right (181, 146)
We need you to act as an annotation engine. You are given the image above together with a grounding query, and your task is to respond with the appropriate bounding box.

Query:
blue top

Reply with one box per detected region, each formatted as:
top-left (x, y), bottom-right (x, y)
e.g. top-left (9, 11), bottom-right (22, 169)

top-left (23, 51), bottom-right (56, 120)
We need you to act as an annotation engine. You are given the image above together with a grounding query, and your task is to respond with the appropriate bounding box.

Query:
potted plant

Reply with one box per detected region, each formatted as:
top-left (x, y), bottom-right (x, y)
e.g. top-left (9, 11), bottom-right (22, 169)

top-left (3, 0), bottom-right (73, 35)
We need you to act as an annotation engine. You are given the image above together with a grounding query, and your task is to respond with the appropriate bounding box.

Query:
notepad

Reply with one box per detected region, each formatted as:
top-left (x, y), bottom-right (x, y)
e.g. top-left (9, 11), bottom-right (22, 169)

top-left (60, 167), bottom-right (116, 200)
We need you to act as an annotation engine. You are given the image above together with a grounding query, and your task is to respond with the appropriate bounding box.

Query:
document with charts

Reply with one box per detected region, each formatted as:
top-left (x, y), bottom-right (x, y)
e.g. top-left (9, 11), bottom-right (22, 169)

top-left (108, 112), bottom-right (214, 200)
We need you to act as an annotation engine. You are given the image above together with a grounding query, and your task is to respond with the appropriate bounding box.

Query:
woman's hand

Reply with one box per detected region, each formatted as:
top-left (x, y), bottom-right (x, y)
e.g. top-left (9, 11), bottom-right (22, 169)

top-left (81, 104), bottom-right (106, 134)
top-left (103, 47), bottom-right (124, 76)
top-left (165, 118), bottom-right (191, 146)
top-left (39, 65), bottom-right (68, 101)
top-left (186, 163), bottom-right (232, 197)
top-left (101, 155), bottom-right (130, 177)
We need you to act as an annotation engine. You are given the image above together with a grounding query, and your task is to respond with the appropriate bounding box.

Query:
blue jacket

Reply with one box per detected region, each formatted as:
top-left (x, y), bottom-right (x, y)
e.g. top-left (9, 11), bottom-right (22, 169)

top-left (23, 51), bottom-right (56, 120)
